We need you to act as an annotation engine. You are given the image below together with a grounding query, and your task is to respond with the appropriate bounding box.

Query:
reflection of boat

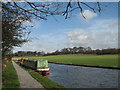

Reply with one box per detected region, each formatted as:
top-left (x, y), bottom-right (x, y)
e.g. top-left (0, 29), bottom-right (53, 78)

top-left (20, 59), bottom-right (50, 76)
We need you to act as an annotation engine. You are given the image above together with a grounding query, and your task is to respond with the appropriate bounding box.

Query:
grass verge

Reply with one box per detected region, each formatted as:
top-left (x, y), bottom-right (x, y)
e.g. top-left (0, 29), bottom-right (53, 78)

top-left (2, 61), bottom-right (20, 89)
top-left (17, 63), bottom-right (69, 89)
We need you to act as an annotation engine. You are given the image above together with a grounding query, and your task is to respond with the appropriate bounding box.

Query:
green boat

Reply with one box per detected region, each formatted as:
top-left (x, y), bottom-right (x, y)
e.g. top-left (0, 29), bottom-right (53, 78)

top-left (21, 59), bottom-right (50, 75)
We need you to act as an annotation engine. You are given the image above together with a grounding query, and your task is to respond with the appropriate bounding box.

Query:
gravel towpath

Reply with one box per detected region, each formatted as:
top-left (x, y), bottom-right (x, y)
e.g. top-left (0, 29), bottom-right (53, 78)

top-left (12, 61), bottom-right (44, 88)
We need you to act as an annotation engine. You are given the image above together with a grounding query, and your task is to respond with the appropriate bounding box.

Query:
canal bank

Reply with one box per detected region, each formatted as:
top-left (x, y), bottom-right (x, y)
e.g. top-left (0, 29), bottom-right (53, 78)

top-left (48, 63), bottom-right (119, 88)
top-left (48, 61), bottom-right (120, 70)
top-left (16, 62), bottom-right (69, 89)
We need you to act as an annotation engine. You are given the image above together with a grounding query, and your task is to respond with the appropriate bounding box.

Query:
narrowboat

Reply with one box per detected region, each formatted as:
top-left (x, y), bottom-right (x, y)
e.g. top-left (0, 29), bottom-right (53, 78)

top-left (20, 59), bottom-right (50, 76)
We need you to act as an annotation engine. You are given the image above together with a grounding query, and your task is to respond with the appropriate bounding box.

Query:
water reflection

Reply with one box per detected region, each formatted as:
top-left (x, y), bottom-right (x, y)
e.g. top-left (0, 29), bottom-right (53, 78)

top-left (49, 63), bottom-right (119, 88)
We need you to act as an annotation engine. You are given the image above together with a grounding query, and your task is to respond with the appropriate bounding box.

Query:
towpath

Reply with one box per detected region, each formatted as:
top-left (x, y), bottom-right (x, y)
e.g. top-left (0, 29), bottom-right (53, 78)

top-left (12, 61), bottom-right (44, 88)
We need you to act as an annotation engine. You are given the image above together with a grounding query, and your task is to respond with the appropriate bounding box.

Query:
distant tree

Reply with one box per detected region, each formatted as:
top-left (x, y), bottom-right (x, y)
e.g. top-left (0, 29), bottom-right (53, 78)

top-left (78, 47), bottom-right (84, 53)
top-left (37, 52), bottom-right (42, 56)
top-left (72, 47), bottom-right (77, 54)
top-left (61, 48), bottom-right (69, 54)
top-left (54, 50), bottom-right (60, 55)
top-left (40, 51), bottom-right (45, 56)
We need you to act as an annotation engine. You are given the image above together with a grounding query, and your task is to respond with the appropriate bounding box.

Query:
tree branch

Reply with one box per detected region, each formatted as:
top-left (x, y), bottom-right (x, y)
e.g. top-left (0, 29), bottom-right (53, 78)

top-left (63, 1), bottom-right (71, 19)
top-left (80, 2), bottom-right (96, 13)
top-left (97, 2), bottom-right (101, 12)
top-left (77, 2), bottom-right (86, 19)
top-left (14, 2), bottom-right (47, 20)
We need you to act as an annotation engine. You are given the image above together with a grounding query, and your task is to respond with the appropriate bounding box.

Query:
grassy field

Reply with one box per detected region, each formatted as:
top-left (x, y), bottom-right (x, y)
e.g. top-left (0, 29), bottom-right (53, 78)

top-left (16, 54), bottom-right (118, 68)
top-left (2, 61), bottom-right (20, 89)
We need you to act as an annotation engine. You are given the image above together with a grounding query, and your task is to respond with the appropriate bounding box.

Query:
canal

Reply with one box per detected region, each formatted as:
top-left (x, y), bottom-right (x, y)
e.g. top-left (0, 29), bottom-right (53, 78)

top-left (48, 63), bottom-right (119, 88)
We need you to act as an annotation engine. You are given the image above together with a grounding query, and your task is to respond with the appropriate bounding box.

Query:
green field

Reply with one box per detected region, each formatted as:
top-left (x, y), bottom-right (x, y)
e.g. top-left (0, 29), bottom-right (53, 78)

top-left (17, 54), bottom-right (119, 68)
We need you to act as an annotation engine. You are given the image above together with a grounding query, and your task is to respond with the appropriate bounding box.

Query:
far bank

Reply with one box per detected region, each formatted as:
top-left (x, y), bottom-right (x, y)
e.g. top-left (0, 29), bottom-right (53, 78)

top-left (14, 54), bottom-right (119, 69)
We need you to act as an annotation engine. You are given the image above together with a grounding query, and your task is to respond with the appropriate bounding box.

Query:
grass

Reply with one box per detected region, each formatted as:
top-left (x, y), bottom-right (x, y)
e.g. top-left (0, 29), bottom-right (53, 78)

top-left (15, 54), bottom-right (118, 68)
top-left (2, 61), bottom-right (20, 89)
top-left (18, 63), bottom-right (69, 89)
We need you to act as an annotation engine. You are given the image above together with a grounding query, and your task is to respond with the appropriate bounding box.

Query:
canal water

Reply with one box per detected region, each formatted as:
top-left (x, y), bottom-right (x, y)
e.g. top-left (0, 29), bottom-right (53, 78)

top-left (48, 63), bottom-right (119, 88)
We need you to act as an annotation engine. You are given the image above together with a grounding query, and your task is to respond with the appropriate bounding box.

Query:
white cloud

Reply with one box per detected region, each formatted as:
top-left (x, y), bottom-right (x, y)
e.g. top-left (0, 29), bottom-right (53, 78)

top-left (13, 32), bottom-right (67, 53)
top-left (68, 29), bottom-right (87, 43)
top-left (13, 18), bottom-right (118, 53)
top-left (67, 19), bottom-right (118, 49)
top-left (13, 41), bottom-right (54, 53)
top-left (82, 10), bottom-right (97, 20)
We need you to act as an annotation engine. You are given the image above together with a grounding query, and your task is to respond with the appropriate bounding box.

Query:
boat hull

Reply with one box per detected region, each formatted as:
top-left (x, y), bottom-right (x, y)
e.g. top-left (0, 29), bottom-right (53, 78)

top-left (37, 70), bottom-right (50, 76)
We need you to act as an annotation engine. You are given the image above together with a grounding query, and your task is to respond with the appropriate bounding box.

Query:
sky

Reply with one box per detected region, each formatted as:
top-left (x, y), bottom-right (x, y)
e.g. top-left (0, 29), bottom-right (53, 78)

top-left (13, 2), bottom-right (118, 53)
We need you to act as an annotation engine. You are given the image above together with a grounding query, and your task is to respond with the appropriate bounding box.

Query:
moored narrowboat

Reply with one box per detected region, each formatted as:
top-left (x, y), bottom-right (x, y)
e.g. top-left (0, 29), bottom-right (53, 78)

top-left (20, 59), bottom-right (50, 76)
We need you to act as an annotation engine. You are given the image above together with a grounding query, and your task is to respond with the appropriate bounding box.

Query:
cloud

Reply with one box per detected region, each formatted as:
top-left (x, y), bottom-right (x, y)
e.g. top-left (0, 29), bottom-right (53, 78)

top-left (13, 32), bottom-right (67, 53)
top-left (13, 41), bottom-right (54, 53)
top-left (13, 18), bottom-right (118, 53)
top-left (82, 10), bottom-right (97, 20)
top-left (67, 19), bottom-right (118, 49)
top-left (68, 30), bottom-right (87, 43)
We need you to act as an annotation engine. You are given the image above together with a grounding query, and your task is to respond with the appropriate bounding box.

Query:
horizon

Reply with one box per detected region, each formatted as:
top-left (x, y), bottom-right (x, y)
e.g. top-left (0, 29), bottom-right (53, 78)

top-left (14, 47), bottom-right (119, 54)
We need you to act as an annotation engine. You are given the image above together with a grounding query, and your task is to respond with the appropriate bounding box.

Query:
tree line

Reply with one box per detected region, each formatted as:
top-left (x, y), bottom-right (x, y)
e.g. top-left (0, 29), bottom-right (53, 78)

top-left (14, 51), bottom-right (45, 57)
top-left (45, 47), bottom-right (119, 56)
top-left (14, 47), bottom-right (120, 57)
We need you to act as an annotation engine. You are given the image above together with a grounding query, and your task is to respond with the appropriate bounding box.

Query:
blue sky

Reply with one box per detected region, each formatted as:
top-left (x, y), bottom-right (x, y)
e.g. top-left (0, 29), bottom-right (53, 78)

top-left (13, 2), bottom-right (118, 53)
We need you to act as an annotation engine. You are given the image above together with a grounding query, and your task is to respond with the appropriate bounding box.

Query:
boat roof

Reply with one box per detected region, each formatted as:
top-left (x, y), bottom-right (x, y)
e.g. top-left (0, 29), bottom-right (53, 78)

top-left (24, 59), bottom-right (47, 62)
